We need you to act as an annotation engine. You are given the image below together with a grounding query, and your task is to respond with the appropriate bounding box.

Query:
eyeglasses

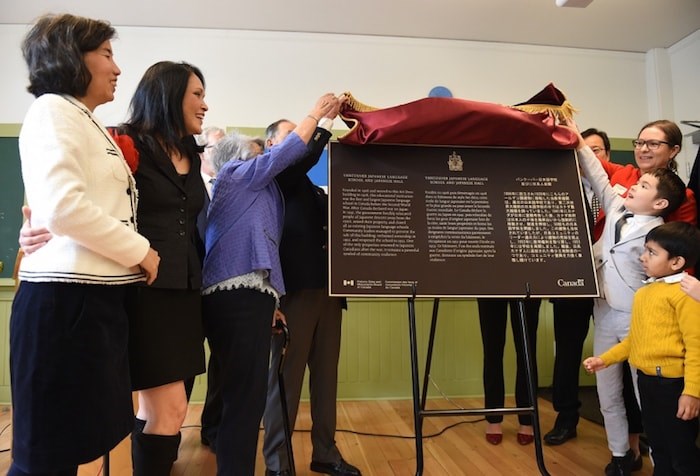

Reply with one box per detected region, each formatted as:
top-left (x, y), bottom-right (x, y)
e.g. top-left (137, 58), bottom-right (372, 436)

top-left (632, 139), bottom-right (669, 150)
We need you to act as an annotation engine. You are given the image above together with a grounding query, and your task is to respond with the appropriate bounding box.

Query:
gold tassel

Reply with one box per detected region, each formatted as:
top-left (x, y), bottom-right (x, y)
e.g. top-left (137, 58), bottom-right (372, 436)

top-left (341, 92), bottom-right (379, 113)
top-left (338, 92), bottom-right (379, 140)
top-left (512, 100), bottom-right (578, 123)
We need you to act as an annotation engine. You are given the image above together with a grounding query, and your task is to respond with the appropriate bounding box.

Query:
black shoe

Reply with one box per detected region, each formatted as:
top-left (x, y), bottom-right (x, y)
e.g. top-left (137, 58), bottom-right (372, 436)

top-left (543, 427), bottom-right (577, 446)
top-left (604, 450), bottom-right (635, 476)
top-left (131, 432), bottom-right (181, 476)
top-left (310, 458), bottom-right (362, 476)
top-left (266, 470), bottom-right (291, 476)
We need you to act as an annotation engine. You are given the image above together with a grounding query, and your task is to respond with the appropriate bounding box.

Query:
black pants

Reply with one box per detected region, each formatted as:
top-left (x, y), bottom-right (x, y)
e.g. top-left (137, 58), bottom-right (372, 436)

top-left (200, 348), bottom-right (222, 446)
top-left (637, 372), bottom-right (700, 475)
top-left (202, 287), bottom-right (276, 476)
top-left (621, 360), bottom-right (644, 434)
top-left (478, 298), bottom-right (541, 425)
top-left (550, 298), bottom-right (592, 429)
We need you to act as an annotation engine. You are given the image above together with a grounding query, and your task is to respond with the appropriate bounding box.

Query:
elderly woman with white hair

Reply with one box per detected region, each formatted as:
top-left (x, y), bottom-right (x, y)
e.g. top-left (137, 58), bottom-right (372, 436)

top-left (208, 131), bottom-right (260, 175)
top-left (201, 93), bottom-right (342, 475)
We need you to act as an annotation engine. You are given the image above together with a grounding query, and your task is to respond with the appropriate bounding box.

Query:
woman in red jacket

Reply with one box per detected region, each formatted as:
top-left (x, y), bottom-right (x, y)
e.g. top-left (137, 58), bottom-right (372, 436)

top-left (593, 120), bottom-right (697, 241)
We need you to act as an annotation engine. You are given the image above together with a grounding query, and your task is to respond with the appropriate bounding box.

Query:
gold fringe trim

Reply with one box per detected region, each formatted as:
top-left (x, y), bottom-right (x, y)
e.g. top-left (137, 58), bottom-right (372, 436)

top-left (512, 100), bottom-right (578, 122)
top-left (338, 92), bottom-right (378, 141)
top-left (341, 92), bottom-right (379, 113)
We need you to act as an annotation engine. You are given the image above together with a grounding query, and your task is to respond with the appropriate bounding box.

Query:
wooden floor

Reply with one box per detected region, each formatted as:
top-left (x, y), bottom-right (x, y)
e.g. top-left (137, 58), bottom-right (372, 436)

top-left (0, 397), bottom-right (653, 475)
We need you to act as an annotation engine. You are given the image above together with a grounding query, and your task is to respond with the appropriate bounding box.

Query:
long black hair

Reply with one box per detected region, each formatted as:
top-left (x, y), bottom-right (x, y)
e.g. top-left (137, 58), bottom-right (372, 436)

top-left (122, 61), bottom-right (205, 159)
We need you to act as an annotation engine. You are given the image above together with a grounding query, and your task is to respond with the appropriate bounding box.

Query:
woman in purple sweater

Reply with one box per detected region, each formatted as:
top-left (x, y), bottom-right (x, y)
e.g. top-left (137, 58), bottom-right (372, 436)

top-left (201, 93), bottom-right (342, 476)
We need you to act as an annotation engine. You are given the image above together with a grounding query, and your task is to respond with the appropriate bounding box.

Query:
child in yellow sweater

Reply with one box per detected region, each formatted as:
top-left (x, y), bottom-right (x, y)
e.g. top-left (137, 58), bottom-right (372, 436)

top-left (584, 221), bottom-right (700, 475)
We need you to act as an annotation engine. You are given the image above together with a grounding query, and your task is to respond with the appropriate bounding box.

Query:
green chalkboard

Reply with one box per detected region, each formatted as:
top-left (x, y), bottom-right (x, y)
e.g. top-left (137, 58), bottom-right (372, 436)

top-left (0, 136), bottom-right (23, 279)
top-left (610, 150), bottom-right (635, 166)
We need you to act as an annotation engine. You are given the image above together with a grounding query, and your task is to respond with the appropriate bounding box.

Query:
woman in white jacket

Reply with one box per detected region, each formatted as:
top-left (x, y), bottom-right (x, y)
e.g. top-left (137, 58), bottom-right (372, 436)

top-left (10, 13), bottom-right (159, 476)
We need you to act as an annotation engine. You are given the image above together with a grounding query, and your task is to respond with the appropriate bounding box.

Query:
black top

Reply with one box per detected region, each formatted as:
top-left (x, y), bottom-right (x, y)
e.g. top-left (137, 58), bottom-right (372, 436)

top-left (276, 128), bottom-right (332, 293)
top-left (129, 132), bottom-right (205, 289)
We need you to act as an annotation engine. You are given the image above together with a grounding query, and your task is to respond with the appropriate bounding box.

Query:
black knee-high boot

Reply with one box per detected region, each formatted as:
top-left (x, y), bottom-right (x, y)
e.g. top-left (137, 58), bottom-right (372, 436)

top-left (133, 417), bottom-right (147, 434)
top-left (131, 432), bottom-right (181, 476)
top-left (130, 417), bottom-right (147, 459)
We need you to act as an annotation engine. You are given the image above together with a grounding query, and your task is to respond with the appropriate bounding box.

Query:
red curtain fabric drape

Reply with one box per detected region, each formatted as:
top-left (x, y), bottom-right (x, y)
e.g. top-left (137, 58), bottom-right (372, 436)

top-left (338, 83), bottom-right (578, 149)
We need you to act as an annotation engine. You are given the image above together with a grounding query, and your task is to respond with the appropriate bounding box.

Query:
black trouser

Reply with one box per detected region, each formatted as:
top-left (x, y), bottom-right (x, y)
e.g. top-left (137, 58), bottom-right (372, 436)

top-left (202, 287), bottom-right (276, 476)
top-left (621, 360), bottom-right (644, 434)
top-left (200, 348), bottom-right (222, 446)
top-left (637, 372), bottom-right (700, 475)
top-left (478, 298), bottom-right (541, 426)
top-left (550, 298), bottom-right (593, 429)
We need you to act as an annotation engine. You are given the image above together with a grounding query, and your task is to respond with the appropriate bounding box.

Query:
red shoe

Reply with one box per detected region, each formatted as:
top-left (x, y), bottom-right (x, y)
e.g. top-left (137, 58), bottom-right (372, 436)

top-left (485, 433), bottom-right (503, 445)
top-left (517, 432), bottom-right (535, 445)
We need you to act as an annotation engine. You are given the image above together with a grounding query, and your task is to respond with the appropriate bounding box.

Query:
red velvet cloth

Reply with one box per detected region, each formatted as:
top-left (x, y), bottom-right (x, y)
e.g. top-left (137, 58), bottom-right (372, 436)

top-left (513, 82), bottom-right (569, 108)
top-left (338, 84), bottom-right (578, 149)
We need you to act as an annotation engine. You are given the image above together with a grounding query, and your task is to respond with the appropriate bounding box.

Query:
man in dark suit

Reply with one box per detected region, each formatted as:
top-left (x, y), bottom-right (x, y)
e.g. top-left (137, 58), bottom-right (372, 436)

top-left (262, 116), bottom-right (361, 476)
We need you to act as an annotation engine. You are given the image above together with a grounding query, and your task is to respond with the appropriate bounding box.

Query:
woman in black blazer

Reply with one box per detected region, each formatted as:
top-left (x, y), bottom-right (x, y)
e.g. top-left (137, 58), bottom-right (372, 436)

top-left (117, 61), bottom-right (208, 475)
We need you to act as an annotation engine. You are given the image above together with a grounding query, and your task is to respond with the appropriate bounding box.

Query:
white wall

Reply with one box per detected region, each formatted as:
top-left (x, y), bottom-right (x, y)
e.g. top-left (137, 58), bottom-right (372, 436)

top-left (1, 25), bottom-right (646, 129)
top-left (668, 29), bottom-right (700, 178)
top-left (1, 24), bottom-right (698, 175)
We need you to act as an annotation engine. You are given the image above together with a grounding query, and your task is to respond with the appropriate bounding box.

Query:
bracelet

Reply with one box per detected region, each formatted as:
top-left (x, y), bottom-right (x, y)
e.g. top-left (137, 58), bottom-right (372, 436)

top-left (306, 114), bottom-right (320, 123)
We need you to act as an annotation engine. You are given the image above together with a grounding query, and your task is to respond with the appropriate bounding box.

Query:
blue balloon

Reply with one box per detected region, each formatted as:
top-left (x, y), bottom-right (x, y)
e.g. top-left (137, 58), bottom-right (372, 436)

top-left (429, 86), bottom-right (453, 98)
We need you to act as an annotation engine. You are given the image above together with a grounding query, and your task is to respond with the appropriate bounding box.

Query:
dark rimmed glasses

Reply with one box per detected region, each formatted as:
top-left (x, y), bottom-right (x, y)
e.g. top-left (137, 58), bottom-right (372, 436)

top-left (632, 139), bottom-right (669, 150)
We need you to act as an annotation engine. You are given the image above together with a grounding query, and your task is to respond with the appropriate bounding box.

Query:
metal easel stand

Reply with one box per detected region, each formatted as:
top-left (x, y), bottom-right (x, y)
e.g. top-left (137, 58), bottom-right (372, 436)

top-left (406, 284), bottom-right (550, 476)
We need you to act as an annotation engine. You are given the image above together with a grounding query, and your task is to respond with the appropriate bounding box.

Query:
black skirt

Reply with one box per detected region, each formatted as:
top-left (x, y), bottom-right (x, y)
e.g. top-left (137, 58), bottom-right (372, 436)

top-left (10, 282), bottom-right (134, 473)
top-left (127, 286), bottom-right (205, 390)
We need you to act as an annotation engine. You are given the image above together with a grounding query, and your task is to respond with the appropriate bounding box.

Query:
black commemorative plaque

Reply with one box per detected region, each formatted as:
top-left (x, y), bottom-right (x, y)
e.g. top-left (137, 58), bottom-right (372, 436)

top-left (328, 142), bottom-right (598, 298)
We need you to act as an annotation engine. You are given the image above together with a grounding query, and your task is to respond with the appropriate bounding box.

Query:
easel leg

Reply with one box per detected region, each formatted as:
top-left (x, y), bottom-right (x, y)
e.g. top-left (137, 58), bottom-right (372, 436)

top-left (420, 298), bottom-right (440, 411)
top-left (407, 293), bottom-right (424, 476)
top-left (516, 297), bottom-right (551, 476)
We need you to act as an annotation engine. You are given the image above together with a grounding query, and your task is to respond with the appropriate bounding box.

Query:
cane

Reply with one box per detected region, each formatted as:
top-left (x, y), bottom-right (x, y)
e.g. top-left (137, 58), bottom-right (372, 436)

top-left (275, 320), bottom-right (296, 476)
